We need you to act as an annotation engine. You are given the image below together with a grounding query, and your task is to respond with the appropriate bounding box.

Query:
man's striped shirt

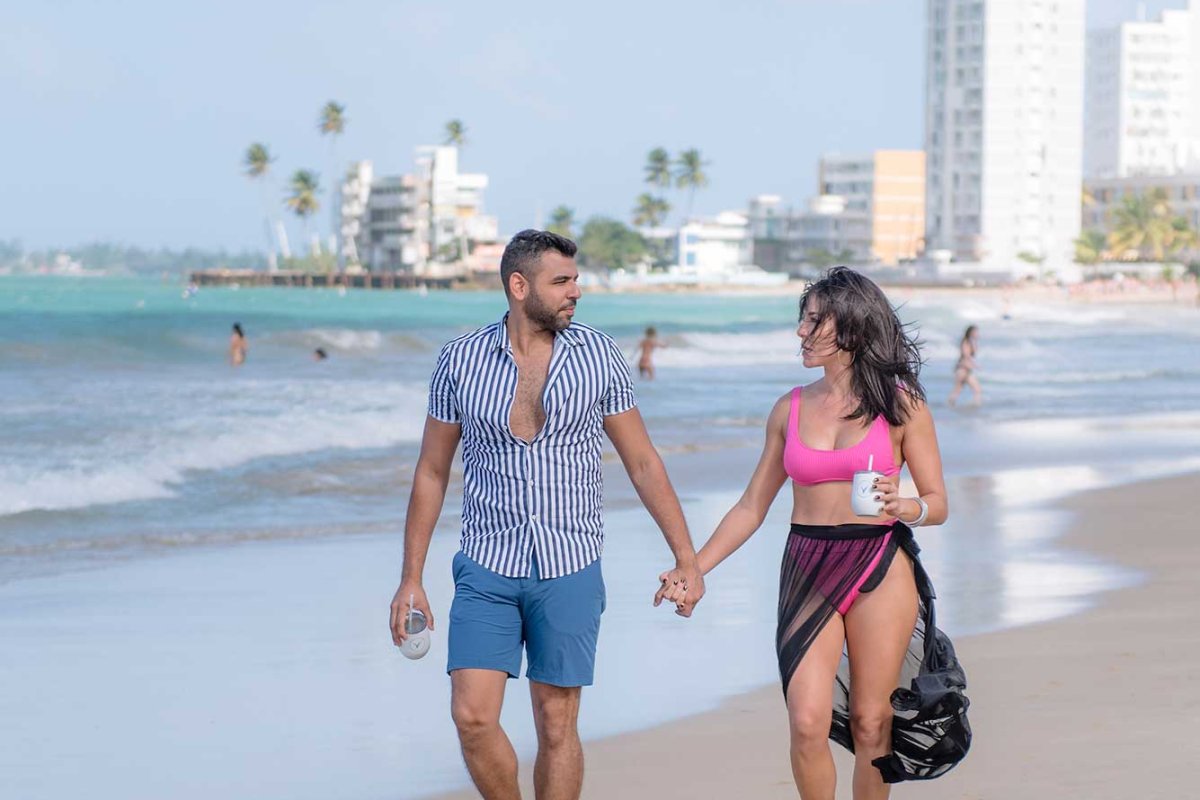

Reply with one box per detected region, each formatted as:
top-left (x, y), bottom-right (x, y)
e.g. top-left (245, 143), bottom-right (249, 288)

top-left (427, 315), bottom-right (636, 579)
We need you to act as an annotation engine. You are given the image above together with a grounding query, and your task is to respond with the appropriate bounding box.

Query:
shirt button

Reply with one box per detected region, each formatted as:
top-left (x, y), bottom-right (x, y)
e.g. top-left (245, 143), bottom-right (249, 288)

top-left (531, 513), bottom-right (538, 521)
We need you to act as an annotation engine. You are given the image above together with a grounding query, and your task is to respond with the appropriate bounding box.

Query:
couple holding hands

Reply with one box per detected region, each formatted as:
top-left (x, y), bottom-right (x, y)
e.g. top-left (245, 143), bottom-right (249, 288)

top-left (390, 230), bottom-right (969, 800)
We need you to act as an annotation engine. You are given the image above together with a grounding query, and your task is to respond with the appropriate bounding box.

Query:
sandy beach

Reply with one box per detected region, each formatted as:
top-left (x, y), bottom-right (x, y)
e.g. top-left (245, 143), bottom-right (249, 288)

top-left (435, 471), bottom-right (1200, 799)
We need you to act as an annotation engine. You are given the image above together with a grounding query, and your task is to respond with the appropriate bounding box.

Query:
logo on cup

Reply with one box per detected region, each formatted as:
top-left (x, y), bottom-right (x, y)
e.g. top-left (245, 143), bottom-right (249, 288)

top-left (400, 605), bottom-right (432, 660)
top-left (851, 470), bottom-right (883, 517)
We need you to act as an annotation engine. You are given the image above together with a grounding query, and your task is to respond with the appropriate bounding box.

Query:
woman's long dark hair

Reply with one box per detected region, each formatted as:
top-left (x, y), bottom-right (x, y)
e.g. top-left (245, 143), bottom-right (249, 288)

top-left (799, 267), bottom-right (925, 426)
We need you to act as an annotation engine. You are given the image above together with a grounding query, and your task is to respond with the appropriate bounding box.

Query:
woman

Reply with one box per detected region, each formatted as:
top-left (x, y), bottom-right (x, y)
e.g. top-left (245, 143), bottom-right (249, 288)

top-left (947, 325), bottom-right (980, 407)
top-left (229, 322), bottom-right (247, 367)
top-left (672, 268), bottom-right (964, 797)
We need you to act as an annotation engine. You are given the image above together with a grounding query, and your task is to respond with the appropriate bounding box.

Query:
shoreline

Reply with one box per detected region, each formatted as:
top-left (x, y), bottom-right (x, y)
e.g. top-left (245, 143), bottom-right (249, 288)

top-left (432, 470), bottom-right (1199, 799)
top-left (11, 271), bottom-right (1192, 306)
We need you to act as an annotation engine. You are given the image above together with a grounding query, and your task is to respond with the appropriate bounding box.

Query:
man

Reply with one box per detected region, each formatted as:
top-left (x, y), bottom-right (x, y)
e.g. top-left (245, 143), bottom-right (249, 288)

top-left (389, 229), bottom-right (703, 800)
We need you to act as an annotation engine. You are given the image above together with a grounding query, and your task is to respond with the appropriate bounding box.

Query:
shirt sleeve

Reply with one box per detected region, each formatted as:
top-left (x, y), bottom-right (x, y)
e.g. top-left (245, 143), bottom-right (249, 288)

top-left (427, 345), bottom-right (461, 424)
top-left (600, 337), bottom-right (637, 416)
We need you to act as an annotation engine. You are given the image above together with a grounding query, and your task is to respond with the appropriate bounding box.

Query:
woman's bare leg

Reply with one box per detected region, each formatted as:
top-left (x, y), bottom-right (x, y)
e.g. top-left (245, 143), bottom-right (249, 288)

top-left (843, 554), bottom-right (919, 800)
top-left (784, 610), bottom-right (846, 800)
top-left (947, 369), bottom-right (967, 406)
top-left (967, 374), bottom-right (982, 405)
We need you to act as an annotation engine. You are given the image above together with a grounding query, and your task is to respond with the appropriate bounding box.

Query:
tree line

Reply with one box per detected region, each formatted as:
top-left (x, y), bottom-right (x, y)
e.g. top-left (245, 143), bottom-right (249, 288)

top-left (1076, 187), bottom-right (1199, 267)
top-left (545, 147), bottom-right (711, 271)
top-left (0, 240), bottom-right (266, 274)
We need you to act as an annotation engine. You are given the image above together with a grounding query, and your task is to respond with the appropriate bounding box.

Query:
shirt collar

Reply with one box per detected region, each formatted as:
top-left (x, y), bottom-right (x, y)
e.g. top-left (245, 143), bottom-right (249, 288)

top-left (493, 313), bottom-right (582, 351)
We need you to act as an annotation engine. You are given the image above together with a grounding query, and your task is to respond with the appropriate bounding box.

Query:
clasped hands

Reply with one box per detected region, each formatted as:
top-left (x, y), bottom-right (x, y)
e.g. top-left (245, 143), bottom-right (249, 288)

top-left (653, 560), bottom-right (705, 617)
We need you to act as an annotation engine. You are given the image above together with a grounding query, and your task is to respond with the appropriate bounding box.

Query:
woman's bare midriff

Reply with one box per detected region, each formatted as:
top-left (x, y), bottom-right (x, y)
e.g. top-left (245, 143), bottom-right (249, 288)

top-left (790, 480), bottom-right (896, 526)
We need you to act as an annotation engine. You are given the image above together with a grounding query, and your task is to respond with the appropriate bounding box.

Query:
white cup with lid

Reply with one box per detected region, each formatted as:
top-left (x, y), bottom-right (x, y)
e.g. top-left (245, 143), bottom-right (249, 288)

top-left (851, 455), bottom-right (884, 517)
top-left (399, 597), bottom-right (431, 660)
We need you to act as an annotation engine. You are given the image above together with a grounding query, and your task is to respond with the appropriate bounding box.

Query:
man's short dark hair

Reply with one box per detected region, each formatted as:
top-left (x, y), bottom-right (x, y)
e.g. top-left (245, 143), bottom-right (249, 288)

top-left (499, 229), bottom-right (577, 296)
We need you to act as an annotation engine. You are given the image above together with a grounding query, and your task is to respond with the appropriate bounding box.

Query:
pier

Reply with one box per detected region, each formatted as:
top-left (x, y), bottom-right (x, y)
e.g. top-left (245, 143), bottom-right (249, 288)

top-left (188, 269), bottom-right (470, 290)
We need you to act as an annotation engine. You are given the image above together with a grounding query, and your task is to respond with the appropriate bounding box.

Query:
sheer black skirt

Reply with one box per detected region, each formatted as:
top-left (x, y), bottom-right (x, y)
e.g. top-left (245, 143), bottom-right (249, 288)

top-left (777, 521), bottom-right (971, 783)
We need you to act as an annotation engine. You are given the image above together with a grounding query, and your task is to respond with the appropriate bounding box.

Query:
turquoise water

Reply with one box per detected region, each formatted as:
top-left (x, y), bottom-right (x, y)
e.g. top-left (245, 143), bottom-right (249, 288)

top-left (3, 275), bottom-right (1200, 578)
top-left (4, 275), bottom-right (1200, 798)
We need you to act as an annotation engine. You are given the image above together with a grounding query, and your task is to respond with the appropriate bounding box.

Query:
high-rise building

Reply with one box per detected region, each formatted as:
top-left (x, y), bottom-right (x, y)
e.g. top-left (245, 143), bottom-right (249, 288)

top-left (925, 0), bottom-right (1084, 269)
top-left (1085, 4), bottom-right (1200, 178)
top-left (341, 146), bottom-right (498, 274)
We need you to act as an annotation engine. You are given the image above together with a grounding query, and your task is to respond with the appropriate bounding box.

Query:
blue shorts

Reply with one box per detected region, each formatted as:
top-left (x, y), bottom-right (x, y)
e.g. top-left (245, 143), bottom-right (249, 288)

top-left (447, 551), bottom-right (606, 687)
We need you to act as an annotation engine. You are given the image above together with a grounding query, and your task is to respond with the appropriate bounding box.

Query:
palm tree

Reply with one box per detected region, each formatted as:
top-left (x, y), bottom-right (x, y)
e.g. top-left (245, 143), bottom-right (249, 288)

top-left (318, 101), bottom-right (347, 267)
top-left (286, 170), bottom-right (322, 258)
top-left (1168, 214), bottom-right (1198, 258)
top-left (1073, 229), bottom-right (1107, 265)
top-left (444, 119), bottom-right (467, 148)
top-left (644, 148), bottom-right (671, 189)
top-left (243, 142), bottom-right (272, 179)
top-left (632, 194), bottom-right (671, 229)
top-left (548, 206), bottom-right (575, 239)
top-left (674, 148), bottom-right (710, 221)
top-left (243, 142), bottom-right (277, 271)
top-left (1107, 189), bottom-right (1174, 261)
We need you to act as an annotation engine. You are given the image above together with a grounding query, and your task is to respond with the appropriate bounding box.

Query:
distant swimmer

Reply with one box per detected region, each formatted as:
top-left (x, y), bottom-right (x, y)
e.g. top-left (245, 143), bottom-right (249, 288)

top-left (229, 323), bottom-right (247, 367)
top-left (636, 326), bottom-right (666, 380)
top-left (313, 348), bottom-right (328, 361)
top-left (947, 324), bottom-right (981, 407)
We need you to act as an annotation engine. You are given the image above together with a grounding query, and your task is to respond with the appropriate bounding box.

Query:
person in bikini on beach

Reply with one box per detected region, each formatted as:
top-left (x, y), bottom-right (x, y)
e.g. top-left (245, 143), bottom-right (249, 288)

top-left (947, 325), bottom-right (980, 407)
top-left (389, 229), bottom-right (705, 800)
top-left (229, 323), bottom-right (247, 367)
top-left (676, 268), bottom-right (963, 798)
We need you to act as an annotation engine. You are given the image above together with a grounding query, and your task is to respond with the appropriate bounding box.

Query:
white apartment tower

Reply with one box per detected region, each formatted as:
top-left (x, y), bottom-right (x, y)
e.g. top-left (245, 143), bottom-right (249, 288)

top-left (926, 0), bottom-right (1084, 269)
top-left (1085, 3), bottom-right (1200, 178)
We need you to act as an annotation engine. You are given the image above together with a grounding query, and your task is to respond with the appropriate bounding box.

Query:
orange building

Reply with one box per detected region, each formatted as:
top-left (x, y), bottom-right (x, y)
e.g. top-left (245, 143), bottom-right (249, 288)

top-left (819, 150), bottom-right (926, 265)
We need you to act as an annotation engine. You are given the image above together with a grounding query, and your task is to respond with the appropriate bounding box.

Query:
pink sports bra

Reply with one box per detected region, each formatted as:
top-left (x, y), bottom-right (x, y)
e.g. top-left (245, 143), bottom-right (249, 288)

top-left (783, 387), bottom-right (899, 485)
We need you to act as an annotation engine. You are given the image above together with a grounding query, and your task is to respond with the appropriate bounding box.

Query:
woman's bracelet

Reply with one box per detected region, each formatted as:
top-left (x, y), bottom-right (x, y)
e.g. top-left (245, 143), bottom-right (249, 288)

top-left (901, 497), bottom-right (929, 527)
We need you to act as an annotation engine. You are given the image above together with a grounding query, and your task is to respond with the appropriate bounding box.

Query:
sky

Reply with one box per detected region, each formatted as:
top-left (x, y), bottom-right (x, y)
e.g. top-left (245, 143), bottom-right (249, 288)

top-left (0, 0), bottom-right (1186, 251)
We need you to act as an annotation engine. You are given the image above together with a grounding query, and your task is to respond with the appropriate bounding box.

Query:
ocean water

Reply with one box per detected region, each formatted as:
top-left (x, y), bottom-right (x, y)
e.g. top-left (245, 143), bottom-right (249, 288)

top-left (2, 276), bottom-right (1200, 798)
top-left (3, 277), bottom-right (1199, 571)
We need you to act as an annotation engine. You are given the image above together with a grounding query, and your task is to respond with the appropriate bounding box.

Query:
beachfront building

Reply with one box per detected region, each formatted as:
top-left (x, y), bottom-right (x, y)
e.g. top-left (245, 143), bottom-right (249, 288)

top-left (747, 193), bottom-right (871, 275)
top-left (339, 161), bottom-right (372, 268)
top-left (1083, 172), bottom-right (1200, 259)
top-left (794, 194), bottom-right (868, 263)
top-left (925, 0), bottom-right (1084, 272)
top-left (1085, 4), bottom-right (1200, 179)
top-left (676, 211), bottom-right (753, 278)
top-left (820, 151), bottom-right (925, 265)
top-left (745, 195), bottom-right (791, 272)
top-left (745, 150), bottom-right (924, 274)
top-left (606, 209), bottom-right (785, 287)
top-left (341, 146), bottom-right (499, 275)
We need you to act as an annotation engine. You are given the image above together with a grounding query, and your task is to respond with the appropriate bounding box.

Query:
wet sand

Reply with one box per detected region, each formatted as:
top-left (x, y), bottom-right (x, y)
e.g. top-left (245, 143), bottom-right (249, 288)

top-left (435, 471), bottom-right (1199, 798)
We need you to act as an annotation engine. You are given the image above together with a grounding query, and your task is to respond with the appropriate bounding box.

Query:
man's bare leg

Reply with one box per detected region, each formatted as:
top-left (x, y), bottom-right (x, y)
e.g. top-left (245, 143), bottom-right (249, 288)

top-left (451, 669), bottom-right (520, 800)
top-left (529, 681), bottom-right (583, 800)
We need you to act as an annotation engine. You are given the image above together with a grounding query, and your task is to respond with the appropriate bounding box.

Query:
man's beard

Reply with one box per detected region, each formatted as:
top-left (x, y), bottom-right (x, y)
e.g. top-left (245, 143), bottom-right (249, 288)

top-left (524, 287), bottom-right (574, 332)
